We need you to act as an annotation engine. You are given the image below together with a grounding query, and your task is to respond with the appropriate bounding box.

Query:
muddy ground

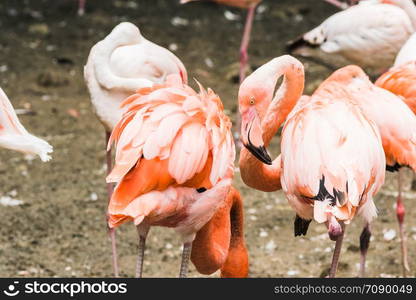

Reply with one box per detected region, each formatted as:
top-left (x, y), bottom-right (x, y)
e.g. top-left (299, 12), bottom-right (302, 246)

top-left (0, 0), bottom-right (415, 278)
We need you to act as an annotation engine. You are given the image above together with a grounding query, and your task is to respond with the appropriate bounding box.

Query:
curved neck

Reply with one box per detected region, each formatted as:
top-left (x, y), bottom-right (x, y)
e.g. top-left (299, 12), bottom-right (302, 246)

top-left (93, 32), bottom-right (153, 92)
top-left (239, 56), bottom-right (304, 192)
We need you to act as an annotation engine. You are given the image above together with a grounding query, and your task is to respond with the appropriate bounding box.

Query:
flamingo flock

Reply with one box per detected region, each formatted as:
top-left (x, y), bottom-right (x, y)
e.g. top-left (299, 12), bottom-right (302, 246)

top-left (2, 0), bottom-right (416, 278)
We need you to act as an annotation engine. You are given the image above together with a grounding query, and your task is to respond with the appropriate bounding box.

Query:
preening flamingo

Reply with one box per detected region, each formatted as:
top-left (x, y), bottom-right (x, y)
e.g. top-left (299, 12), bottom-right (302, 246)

top-left (84, 22), bottom-right (188, 277)
top-left (288, 0), bottom-right (416, 72)
top-left (238, 56), bottom-right (386, 277)
top-left (0, 88), bottom-right (53, 161)
top-left (106, 74), bottom-right (238, 277)
top-left (374, 60), bottom-right (416, 276)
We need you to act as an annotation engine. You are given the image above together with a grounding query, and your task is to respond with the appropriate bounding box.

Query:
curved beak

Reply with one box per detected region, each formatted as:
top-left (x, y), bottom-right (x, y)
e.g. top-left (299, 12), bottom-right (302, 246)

top-left (241, 107), bottom-right (272, 165)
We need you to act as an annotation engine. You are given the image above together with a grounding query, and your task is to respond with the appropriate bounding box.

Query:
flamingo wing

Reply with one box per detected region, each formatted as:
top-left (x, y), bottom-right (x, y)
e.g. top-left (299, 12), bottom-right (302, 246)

top-left (107, 75), bottom-right (234, 227)
top-left (282, 83), bottom-right (385, 225)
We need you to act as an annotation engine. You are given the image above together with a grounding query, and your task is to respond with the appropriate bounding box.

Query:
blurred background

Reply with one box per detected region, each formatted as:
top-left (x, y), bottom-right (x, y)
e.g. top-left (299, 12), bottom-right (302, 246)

top-left (0, 0), bottom-right (414, 277)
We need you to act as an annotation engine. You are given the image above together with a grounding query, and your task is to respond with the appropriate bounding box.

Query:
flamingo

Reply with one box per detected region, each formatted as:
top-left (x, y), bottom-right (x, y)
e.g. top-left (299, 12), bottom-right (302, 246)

top-left (238, 56), bottom-right (386, 277)
top-left (0, 88), bottom-right (53, 161)
top-left (84, 22), bottom-right (188, 277)
top-left (373, 60), bottom-right (416, 276)
top-left (106, 74), bottom-right (238, 278)
top-left (288, 0), bottom-right (416, 72)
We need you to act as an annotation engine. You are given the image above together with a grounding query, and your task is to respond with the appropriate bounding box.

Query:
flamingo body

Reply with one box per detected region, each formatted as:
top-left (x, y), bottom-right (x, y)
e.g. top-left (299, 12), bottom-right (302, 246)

top-left (376, 62), bottom-right (416, 115)
top-left (0, 88), bottom-right (52, 161)
top-left (84, 22), bottom-right (188, 131)
top-left (289, 0), bottom-right (415, 70)
top-left (281, 66), bottom-right (385, 227)
top-left (345, 67), bottom-right (416, 170)
top-left (107, 74), bottom-right (235, 242)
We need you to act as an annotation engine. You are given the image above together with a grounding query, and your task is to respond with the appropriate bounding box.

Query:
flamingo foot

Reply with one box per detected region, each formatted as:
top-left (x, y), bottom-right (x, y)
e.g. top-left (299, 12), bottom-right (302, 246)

top-left (179, 242), bottom-right (193, 278)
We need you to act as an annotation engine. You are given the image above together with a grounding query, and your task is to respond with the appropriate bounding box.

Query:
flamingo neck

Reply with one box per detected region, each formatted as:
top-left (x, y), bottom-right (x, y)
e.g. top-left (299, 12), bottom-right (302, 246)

top-left (239, 56), bottom-right (304, 192)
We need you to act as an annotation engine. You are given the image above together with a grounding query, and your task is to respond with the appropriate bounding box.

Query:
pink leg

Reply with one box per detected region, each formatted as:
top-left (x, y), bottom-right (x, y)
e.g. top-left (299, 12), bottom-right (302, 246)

top-left (396, 169), bottom-right (410, 277)
top-left (235, 5), bottom-right (256, 148)
top-left (135, 224), bottom-right (150, 278)
top-left (329, 223), bottom-right (346, 278)
top-left (106, 130), bottom-right (119, 277)
top-left (239, 5), bottom-right (256, 84)
top-left (78, 0), bottom-right (86, 16)
top-left (323, 0), bottom-right (350, 9)
top-left (179, 242), bottom-right (193, 278)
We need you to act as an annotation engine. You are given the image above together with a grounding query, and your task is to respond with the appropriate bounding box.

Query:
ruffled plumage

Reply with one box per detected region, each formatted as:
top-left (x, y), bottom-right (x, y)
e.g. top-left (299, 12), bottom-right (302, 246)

top-left (106, 74), bottom-right (235, 230)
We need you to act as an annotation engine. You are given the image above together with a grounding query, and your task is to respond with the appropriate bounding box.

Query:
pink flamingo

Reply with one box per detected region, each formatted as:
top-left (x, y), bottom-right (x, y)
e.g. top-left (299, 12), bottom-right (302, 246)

top-left (238, 56), bottom-right (386, 277)
top-left (84, 22), bottom-right (188, 277)
top-left (288, 0), bottom-right (416, 72)
top-left (0, 88), bottom-right (53, 161)
top-left (106, 74), bottom-right (236, 277)
top-left (374, 59), bottom-right (416, 277)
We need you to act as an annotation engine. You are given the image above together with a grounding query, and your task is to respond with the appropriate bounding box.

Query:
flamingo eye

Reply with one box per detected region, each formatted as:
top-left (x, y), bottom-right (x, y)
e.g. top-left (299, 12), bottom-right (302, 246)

top-left (249, 97), bottom-right (255, 105)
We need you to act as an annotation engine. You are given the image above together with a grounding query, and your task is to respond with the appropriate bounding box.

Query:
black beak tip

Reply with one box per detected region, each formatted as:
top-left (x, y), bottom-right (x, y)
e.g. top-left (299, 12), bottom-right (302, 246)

top-left (244, 143), bottom-right (272, 165)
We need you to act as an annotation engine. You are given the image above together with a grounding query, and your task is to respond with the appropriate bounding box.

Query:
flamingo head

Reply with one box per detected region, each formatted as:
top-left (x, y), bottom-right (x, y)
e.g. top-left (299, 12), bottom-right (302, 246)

top-left (239, 81), bottom-right (273, 165)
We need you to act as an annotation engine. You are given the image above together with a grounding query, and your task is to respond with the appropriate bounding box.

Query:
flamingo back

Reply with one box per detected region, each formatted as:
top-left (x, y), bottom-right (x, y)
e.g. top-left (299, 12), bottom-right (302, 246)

top-left (106, 75), bottom-right (235, 228)
top-left (375, 61), bottom-right (416, 114)
top-left (281, 69), bottom-right (386, 225)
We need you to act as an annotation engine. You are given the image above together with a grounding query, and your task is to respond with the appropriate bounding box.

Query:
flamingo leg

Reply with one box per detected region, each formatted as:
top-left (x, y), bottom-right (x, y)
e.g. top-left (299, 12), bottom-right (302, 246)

top-left (135, 224), bottom-right (150, 278)
top-left (396, 169), bottom-right (410, 277)
top-left (179, 242), bottom-right (193, 278)
top-left (328, 223), bottom-right (346, 278)
top-left (105, 130), bottom-right (119, 277)
top-left (78, 0), bottom-right (86, 16)
top-left (235, 5), bottom-right (256, 148)
top-left (323, 0), bottom-right (349, 9)
top-left (359, 223), bottom-right (371, 277)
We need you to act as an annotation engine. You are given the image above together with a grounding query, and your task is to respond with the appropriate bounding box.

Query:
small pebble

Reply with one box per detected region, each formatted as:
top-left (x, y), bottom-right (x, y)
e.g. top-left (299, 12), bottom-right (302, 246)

top-left (383, 229), bottom-right (396, 241)
top-left (171, 17), bottom-right (189, 27)
top-left (169, 43), bottom-right (178, 51)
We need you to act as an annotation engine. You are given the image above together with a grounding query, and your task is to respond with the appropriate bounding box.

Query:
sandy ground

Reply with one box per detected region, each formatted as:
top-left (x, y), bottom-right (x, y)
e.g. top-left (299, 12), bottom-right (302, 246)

top-left (0, 0), bottom-right (415, 278)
